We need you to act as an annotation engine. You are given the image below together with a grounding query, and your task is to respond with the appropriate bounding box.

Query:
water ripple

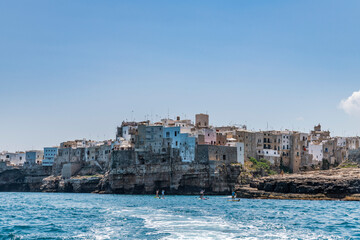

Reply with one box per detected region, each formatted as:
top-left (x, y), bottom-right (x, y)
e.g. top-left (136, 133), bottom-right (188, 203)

top-left (0, 193), bottom-right (359, 239)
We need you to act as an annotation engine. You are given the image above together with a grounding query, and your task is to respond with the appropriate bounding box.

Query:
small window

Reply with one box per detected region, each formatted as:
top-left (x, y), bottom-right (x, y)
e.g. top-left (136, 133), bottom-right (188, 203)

top-left (223, 155), bottom-right (226, 160)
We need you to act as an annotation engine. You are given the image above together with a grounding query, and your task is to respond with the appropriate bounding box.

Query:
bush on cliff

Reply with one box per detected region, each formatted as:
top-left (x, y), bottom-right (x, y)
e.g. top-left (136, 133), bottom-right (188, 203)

top-left (248, 157), bottom-right (276, 176)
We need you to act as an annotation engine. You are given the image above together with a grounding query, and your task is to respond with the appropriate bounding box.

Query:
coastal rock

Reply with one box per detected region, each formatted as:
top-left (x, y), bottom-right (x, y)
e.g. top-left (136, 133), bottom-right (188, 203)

top-left (0, 167), bottom-right (51, 192)
top-left (41, 175), bottom-right (103, 193)
top-left (100, 162), bottom-right (241, 195)
top-left (237, 168), bottom-right (360, 201)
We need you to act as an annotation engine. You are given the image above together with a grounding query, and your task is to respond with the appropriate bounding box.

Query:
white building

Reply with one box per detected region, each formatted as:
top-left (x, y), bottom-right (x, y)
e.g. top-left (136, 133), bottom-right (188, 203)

top-left (308, 142), bottom-right (323, 161)
top-left (257, 149), bottom-right (280, 164)
top-left (281, 133), bottom-right (291, 150)
top-left (0, 152), bottom-right (26, 166)
top-left (226, 141), bottom-right (245, 164)
top-left (336, 137), bottom-right (347, 147)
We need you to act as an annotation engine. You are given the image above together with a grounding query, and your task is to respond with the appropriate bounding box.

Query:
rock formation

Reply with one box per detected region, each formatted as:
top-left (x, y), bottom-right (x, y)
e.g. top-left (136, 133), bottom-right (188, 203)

top-left (237, 168), bottom-right (360, 200)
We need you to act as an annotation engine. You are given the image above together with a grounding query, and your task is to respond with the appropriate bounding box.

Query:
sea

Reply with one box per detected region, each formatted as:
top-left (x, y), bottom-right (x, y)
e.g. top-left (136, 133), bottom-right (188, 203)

top-left (0, 192), bottom-right (359, 239)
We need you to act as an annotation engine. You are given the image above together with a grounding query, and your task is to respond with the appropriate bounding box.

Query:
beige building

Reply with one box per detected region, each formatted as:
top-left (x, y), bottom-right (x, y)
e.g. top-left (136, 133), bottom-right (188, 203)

top-left (195, 113), bottom-right (209, 128)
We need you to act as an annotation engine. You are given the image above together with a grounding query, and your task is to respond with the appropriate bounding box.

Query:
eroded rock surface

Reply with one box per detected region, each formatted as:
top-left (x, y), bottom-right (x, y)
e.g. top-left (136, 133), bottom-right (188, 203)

top-left (237, 168), bottom-right (360, 200)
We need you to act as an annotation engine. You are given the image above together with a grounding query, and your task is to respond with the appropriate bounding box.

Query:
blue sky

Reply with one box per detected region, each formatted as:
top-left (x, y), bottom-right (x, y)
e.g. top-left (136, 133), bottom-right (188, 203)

top-left (1, 1), bottom-right (360, 151)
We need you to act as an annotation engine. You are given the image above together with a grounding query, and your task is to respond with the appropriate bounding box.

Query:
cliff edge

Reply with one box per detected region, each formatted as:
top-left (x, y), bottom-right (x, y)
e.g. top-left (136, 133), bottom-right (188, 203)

top-left (237, 168), bottom-right (360, 201)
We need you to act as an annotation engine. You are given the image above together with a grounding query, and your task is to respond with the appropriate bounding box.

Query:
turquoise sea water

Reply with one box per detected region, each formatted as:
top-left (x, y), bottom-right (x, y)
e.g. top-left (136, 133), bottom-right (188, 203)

top-left (0, 193), bottom-right (359, 239)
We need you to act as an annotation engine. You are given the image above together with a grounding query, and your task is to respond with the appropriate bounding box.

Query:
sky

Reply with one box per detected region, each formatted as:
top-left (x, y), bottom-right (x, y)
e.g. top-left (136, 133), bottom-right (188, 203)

top-left (0, 0), bottom-right (360, 152)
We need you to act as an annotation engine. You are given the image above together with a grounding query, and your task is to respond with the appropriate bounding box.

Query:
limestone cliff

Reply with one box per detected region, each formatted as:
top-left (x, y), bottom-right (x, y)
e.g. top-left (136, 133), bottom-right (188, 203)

top-left (41, 175), bottom-right (103, 193)
top-left (237, 168), bottom-right (360, 201)
top-left (0, 167), bottom-right (52, 192)
top-left (97, 162), bottom-right (241, 195)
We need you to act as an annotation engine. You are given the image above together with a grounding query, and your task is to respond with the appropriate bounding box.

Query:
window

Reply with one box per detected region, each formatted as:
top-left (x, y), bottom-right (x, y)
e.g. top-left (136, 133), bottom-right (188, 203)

top-left (223, 155), bottom-right (226, 160)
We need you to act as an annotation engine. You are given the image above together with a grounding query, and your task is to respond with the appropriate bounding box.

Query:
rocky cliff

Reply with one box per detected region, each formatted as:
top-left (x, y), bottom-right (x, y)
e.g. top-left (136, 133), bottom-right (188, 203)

top-left (97, 162), bottom-right (241, 195)
top-left (40, 175), bottom-right (103, 193)
top-left (38, 163), bottom-right (241, 195)
top-left (0, 167), bottom-right (52, 192)
top-left (237, 168), bottom-right (360, 201)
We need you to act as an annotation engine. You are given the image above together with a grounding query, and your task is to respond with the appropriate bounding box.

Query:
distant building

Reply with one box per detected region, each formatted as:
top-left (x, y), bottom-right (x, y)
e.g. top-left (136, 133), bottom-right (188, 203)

top-left (310, 124), bottom-right (330, 142)
top-left (136, 124), bottom-right (164, 153)
top-left (43, 147), bottom-right (58, 166)
top-left (235, 130), bottom-right (257, 161)
top-left (116, 121), bottom-right (138, 143)
top-left (197, 128), bottom-right (216, 145)
top-left (226, 141), bottom-right (245, 164)
top-left (25, 150), bottom-right (44, 166)
top-left (195, 113), bottom-right (209, 128)
top-left (0, 152), bottom-right (26, 166)
top-left (163, 126), bottom-right (196, 162)
top-left (257, 149), bottom-right (280, 165)
top-left (290, 132), bottom-right (309, 173)
top-left (196, 145), bottom-right (238, 164)
top-left (308, 142), bottom-right (323, 162)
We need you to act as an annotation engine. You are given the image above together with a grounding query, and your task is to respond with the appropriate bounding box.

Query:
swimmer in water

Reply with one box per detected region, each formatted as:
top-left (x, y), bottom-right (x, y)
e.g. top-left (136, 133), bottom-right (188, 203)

top-left (232, 191), bottom-right (236, 199)
top-left (200, 190), bottom-right (205, 199)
